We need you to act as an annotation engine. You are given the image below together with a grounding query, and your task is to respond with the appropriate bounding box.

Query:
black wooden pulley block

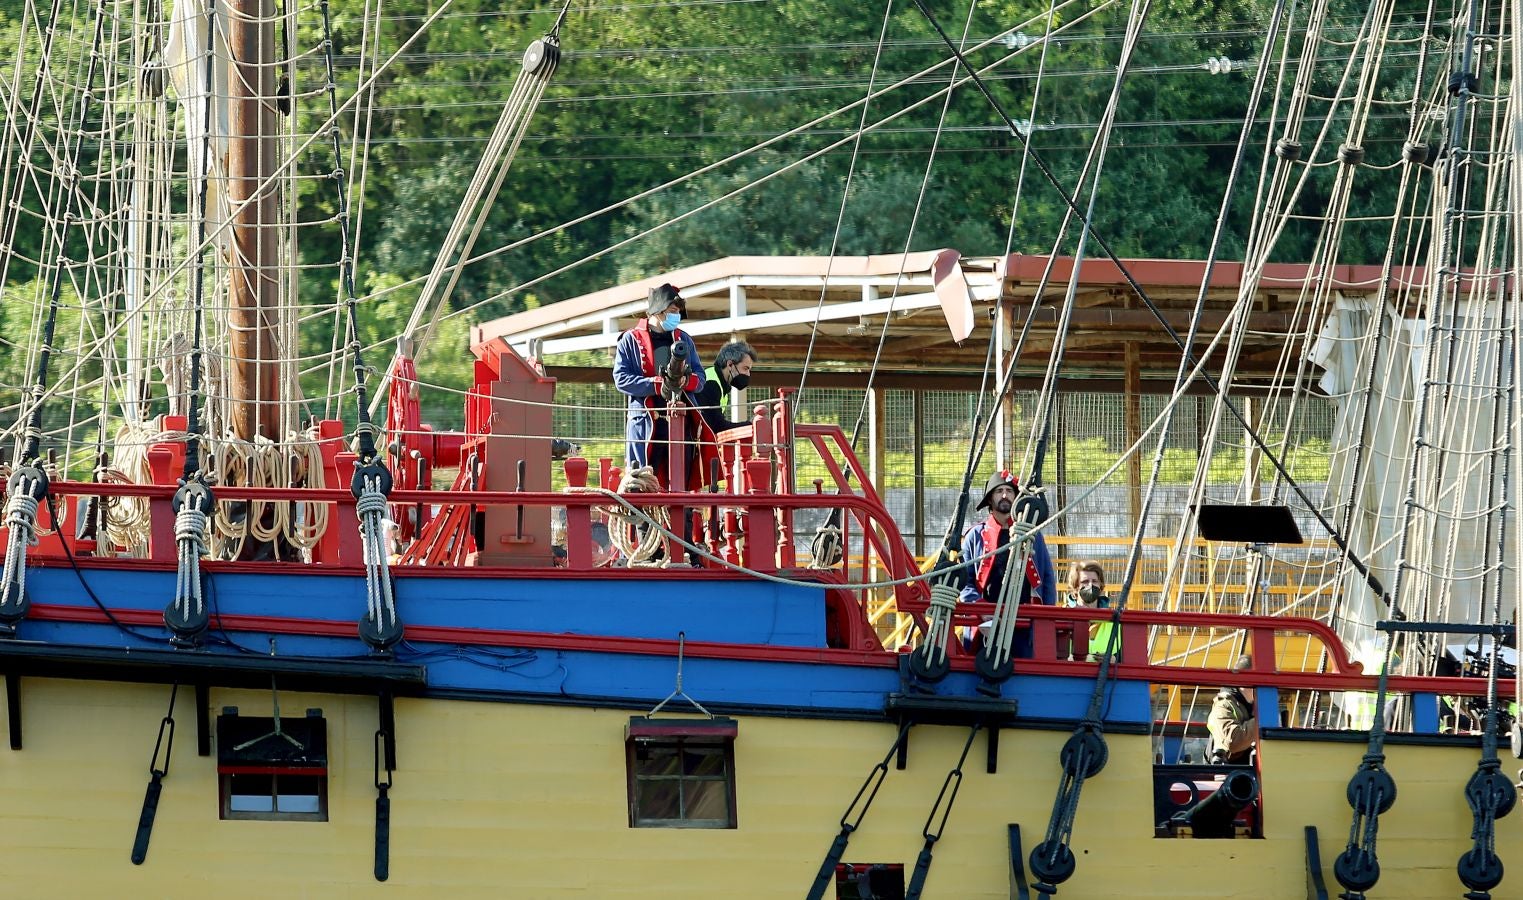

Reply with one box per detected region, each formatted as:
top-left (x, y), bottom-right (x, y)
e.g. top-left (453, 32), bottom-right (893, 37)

top-left (351, 461), bottom-right (394, 499)
top-left (1334, 848), bottom-right (1380, 893)
top-left (1028, 840), bottom-right (1075, 885)
top-left (1013, 491), bottom-right (1049, 528)
top-left (1459, 849), bottom-right (1503, 892)
top-left (1060, 728), bottom-right (1107, 778)
top-left (907, 646), bottom-right (950, 684)
top-left (1465, 768), bottom-right (1516, 819)
top-left (1345, 767), bottom-right (1396, 815)
top-left (172, 479), bottom-right (214, 514)
top-left (973, 648), bottom-right (1014, 685)
top-left (6, 465), bottom-right (48, 499)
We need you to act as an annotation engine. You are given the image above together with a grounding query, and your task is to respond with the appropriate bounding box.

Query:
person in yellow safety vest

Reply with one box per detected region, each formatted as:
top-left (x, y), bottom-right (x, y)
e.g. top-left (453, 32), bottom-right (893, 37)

top-left (1065, 559), bottom-right (1119, 662)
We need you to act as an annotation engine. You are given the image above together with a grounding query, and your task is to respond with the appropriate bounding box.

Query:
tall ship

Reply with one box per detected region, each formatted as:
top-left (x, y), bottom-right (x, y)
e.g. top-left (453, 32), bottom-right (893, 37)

top-left (0, 0), bottom-right (1519, 896)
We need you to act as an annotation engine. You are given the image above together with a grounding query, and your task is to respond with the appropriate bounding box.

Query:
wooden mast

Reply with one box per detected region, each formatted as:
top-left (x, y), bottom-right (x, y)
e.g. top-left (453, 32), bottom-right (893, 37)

top-left (226, 0), bottom-right (280, 441)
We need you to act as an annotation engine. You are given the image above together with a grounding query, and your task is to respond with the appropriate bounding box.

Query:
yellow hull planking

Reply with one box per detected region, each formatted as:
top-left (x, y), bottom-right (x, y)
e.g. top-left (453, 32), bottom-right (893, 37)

top-left (1, 679), bottom-right (1515, 897)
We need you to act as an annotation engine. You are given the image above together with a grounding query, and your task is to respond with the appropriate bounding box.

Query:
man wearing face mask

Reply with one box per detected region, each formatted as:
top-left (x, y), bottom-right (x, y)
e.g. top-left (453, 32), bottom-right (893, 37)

top-left (959, 470), bottom-right (1057, 607)
top-left (692, 341), bottom-right (758, 437)
top-left (1066, 559), bottom-right (1120, 661)
top-left (612, 283), bottom-right (708, 488)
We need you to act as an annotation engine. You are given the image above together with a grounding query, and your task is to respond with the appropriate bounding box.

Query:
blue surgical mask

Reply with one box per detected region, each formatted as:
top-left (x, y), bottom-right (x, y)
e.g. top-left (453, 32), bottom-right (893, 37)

top-left (662, 312), bottom-right (681, 331)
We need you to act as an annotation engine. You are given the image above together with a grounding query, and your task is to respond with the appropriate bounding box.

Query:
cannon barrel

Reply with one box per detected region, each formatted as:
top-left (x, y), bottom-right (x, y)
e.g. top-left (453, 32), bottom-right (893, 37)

top-left (1177, 770), bottom-right (1258, 838)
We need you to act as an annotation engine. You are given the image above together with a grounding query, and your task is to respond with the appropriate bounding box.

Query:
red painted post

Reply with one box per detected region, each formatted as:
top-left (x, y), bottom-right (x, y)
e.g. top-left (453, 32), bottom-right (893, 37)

top-left (563, 457), bottom-right (592, 569)
top-left (744, 458), bottom-right (776, 571)
top-left (146, 447), bottom-right (176, 561)
top-left (333, 452), bottom-right (362, 565)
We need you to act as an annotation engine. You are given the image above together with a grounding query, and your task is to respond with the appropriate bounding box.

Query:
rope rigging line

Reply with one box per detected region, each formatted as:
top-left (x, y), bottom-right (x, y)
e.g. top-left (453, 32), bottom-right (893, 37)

top-left (909, 0), bottom-right (1399, 625)
top-left (163, 0), bottom-right (221, 648)
top-left (367, 2), bottom-right (570, 415)
top-left (792, 0), bottom-right (895, 406)
top-left (1333, 0), bottom-right (1507, 892)
top-left (321, 0), bottom-right (400, 652)
top-left (0, 0), bottom-right (113, 633)
top-left (417, 0), bottom-right (1116, 326)
top-left (800, 0), bottom-right (980, 584)
top-left (804, 722), bottom-right (912, 900)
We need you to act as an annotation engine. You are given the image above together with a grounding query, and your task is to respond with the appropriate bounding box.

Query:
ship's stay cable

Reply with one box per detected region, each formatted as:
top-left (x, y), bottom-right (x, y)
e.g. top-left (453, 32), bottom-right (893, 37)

top-left (320, 0), bottom-right (401, 652)
top-left (1293, 0), bottom-right (1440, 724)
top-left (360, 0), bottom-right (1094, 312)
top-left (164, 0), bottom-right (222, 648)
top-left (917, 0), bottom-right (1160, 883)
top-left (909, 0), bottom-right (1394, 620)
top-left (421, 0), bottom-right (1115, 326)
top-left (787, 0), bottom-right (900, 575)
top-left (804, 722), bottom-right (912, 900)
top-left (1148, 0), bottom-right (1398, 697)
top-left (0, 0), bottom-right (470, 452)
top-left (793, 0), bottom-right (895, 406)
top-left (0, 0), bottom-right (112, 633)
top-left (1333, 0), bottom-right (1492, 894)
top-left (1102, 0), bottom-right (1291, 749)
top-left (2, 0), bottom-right (1106, 452)
top-left (367, 0), bottom-right (570, 416)
top-left (948, 0), bottom-right (1153, 695)
top-left (802, 0), bottom-right (977, 576)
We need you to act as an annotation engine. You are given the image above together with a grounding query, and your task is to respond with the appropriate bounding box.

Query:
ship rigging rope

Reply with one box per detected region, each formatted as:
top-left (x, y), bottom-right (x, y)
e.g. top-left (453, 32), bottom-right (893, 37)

top-left (0, 0), bottom-right (467, 441)
top-left (1333, 0), bottom-right (1516, 892)
top-left (792, 0), bottom-right (894, 405)
top-left (368, 0), bottom-right (571, 413)
top-left (415, 0), bottom-right (1118, 330)
top-left (355, 0), bottom-right (1096, 311)
top-left (1150, 0), bottom-right (1405, 682)
top-left (0, 0), bottom-right (1108, 442)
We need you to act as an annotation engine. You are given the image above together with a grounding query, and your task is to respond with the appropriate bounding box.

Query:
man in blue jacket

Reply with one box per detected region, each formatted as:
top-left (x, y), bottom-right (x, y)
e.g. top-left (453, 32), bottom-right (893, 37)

top-left (960, 469), bottom-right (1057, 606)
top-left (612, 284), bottom-right (708, 489)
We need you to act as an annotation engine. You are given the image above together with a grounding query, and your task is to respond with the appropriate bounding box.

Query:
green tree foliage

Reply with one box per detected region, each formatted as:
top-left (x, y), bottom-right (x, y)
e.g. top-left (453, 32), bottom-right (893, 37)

top-left (0, 0), bottom-right (1452, 439)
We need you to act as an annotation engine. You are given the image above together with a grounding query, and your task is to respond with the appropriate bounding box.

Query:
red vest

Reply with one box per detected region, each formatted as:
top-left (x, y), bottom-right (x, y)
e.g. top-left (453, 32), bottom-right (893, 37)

top-left (628, 320), bottom-right (718, 487)
top-left (973, 515), bottom-right (1041, 597)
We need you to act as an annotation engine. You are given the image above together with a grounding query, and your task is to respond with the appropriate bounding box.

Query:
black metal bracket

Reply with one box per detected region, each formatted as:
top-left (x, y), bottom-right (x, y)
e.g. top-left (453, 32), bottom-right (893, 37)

top-left (5, 672), bottom-right (20, 750)
top-left (1009, 824), bottom-right (1032, 900)
top-left (0, 641), bottom-right (423, 753)
top-left (886, 693), bottom-right (1018, 773)
top-left (1306, 825), bottom-right (1329, 900)
top-left (195, 683), bottom-right (210, 756)
top-left (379, 691), bottom-right (397, 771)
top-left (1376, 620), bottom-right (1515, 638)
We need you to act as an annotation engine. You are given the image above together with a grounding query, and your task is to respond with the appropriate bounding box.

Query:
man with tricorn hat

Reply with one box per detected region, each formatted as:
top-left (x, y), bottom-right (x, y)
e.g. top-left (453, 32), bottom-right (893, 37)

top-left (612, 283), bottom-right (713, 489)
top-left (959, 469), bottom-right (1056, 607)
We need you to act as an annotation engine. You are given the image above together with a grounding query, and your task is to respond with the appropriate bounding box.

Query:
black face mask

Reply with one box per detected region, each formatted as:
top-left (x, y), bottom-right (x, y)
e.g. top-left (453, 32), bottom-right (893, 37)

top-left (728, 371), bottom-right (750, 390)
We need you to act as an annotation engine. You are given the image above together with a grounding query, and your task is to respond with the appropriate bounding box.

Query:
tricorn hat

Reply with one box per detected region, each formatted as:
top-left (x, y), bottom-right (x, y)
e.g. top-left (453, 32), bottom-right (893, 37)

top-left (647, 283), bottom-right (685, 317)
top-left (976, 469), bottom-right (1018, 510)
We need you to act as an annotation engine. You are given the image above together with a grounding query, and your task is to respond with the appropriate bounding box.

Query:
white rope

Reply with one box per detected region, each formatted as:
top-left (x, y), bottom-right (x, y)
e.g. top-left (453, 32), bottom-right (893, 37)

top-left (356, 474), bottom-right (397, 628)
top-left (1, 473), bottom-right (42, 609)
top-left (172, 504), bottom-right (208, 619)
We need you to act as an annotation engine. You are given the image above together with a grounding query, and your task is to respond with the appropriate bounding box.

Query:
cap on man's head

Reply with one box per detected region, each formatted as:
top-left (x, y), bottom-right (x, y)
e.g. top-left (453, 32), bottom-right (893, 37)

top-left (1233, 654), bottom-right (1253, 672)
top-left (647, 283), bottom-right (685, 317)
top-left (976, 469), bottom-right (1019, 510)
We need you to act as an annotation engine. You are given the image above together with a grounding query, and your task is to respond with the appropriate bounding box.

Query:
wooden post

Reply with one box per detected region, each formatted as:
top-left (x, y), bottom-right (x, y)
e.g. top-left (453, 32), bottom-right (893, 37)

top-left (994, 297), bottom-right (1016, 470)
top-left (1242, 397), bottom-right (1262, 502)
top-left (227, 0), bottom-right (281, 441)
top-left (728, 282), bottom-right (747, 417)
top-left (1125, 341), bottom-right (1142, 525)
top-left (912, 389), bottom-right (925, 557)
